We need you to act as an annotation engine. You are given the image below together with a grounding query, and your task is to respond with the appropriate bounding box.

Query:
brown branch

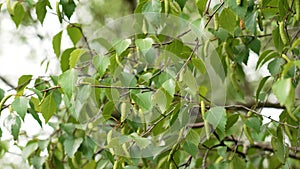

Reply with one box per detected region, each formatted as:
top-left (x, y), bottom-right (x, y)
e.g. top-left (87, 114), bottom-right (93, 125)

top-left (201, 149), bottom-right (209, 169)
top-left (141, 107), bottom-right (175, 137)
top-left (175, 38), bottom-right (200, 80)
top-left (0, 76), bottom-right (15, 89)
top-left (204, 2), bottom-right (224, 28)
top-left (225, 137), bottom-right (300, 160)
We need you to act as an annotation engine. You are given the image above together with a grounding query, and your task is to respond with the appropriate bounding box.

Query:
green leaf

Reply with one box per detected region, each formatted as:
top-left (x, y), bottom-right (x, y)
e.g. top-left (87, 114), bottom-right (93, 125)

top-left (11, 2), bottom-right (25, 28)
top-left (0, 88), bottom-right (4, 101)
top-left (16, 75), bottom-right (32, 95)
top-left (165, 39), bottom-right (193, 59)
top-left (185, 129), bottom-right (201, 146)
top-left (11, 96), bottom-right (29, 120)
top-left (120, 72), bottom-right (137, 87)
top-left (142, 0), bottom-right (162, 13)
top-left (60, 0), bottom-right (76, 19)
top-left (192, 58), bottom-right (206, 74)
top-left (83, 160), bottom-right (96, 169)
top-left (195, 0), bottom-right (208, 16)
top-left (22, 141), bottom-right (38, 160)
top-left (67, 24), bottom-right (82, 46)
top-left (271, 136), bottom-right (285, 163)
top-left (80, 136), bottom-right (96, 160)
top-left (64, 138), bottom-right (83, 157)
top-left (102, 101), bottom-right (114, 120)
top-left (152, 88), bottom-right (172, 113)
top-left (114, 39), bottom-right (131, 56)
top-left (205, 107), bottom-right (227, 133)
top-left (93, 55), bottom-right (110, 78)
top-left (256, 76), bottom-right (270, 102)
top-left (135, 38), bottom-right (153, 55)
top-left (257, 51), bottom-right (279, 70)
top-left (219, 8), bottom-right (236, 33)
top-left (130, 133), bottom-right (150, 149)
top-left (272, 78), bottom-right (295, 111)
top-left (295, 60), bottom-right (300, 69)
top-left (6, 0), bottom-right (13, 15)
top-left (227, 0), bottom-right (248, 18)
top-left (245, 117), bottom-right (261, 133)
top-left (131, 92), bottom-right (153, 111)
top-left (162, 79), bottom-right (176, 96)
top-left (245, 37), bottom-right (261, 55)
top-left (267, 58), bottom-right (285, 76)
top-left (52, 31), bottom-right (63, 58)
top-left (36, 0), bottom-right (48, 24)
top-left (245, 11), bottom-right (258, 34)
top-left (180, 69), bottom-right (197, 95)
top-left (58, 69), bottom-right (78, 99)
top-left (174, 0), bottom-right (187, 9)
top-left (30, 156), bottom-right (46, 169)
top-left (278, 0), bottom-right (289, 21)
top-left (69, 48), bottom-right (87, 68)
top-left (182, 141), bottom-right (198, 158)
top-left (272, 27), bottom-right (284, 52)
top-left (226, 113), bottom-right (239, 130)
top-left (106, 135), bottom-right (131, 148)
top-left (60, 48), bottom-right (75, 72)
top-left (0, 4), bottom-right (3, 11)
top-left (40, 93), bottom-right (57, 123)
top-left (11, 115), bottom-right (21, 140)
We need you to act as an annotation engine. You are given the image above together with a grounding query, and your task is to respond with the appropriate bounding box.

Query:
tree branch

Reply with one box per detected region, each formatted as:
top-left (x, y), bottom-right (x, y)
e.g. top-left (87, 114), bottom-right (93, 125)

top-left (0, 76), bottom-right (15, 89)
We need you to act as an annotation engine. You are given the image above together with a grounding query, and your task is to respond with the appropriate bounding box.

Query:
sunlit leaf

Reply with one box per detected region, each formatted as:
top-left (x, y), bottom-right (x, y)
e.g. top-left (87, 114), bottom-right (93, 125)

top-left (114, 39), bottom-right (131, 56)
top-left (11, 2), bottom-right (25, 28)
top-left (52, 31), bottom-right (63, 58)
top-left (93, 55), bottom-right (110, 78)
top-left (11, 96), bottom-right (29, 120)
top-left (183, 141), bottom-right (198, 158)
top-left (58, 69), bottom-right (78, 99)
top-left (60, 0), bottom-right (76, 19)
top-left (219, 8), bottom-right (236, 33)
top-left (69, 49), bottom-right (87, 68)
top-left (64, 138), bottom-right (83, 157)
top-left (40, 93), bottom-right (56, 123)
top-left (131, 92), bottom-right (153, 111)
top-left (67, 24), bottom-right (82, 46)
top-left (205, 107), bottom-right (226, 133)
top-left (36, 0), bottom-right (49, 24)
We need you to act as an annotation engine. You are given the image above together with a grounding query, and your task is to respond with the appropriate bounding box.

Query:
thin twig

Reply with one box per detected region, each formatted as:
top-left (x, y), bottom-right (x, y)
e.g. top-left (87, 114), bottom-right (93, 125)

top-left (141, 107), bottom-right (175, 137)
top-left (224, 104), bottom-right (298, 128)
top-left (0, 76), bottom-right (15, 89)
top-left (201, 149), bottom-right (209, 169)
top-left (176, 38), bottom-right (200, 80)
top-left (204, 2), bottom-right (224, 28)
